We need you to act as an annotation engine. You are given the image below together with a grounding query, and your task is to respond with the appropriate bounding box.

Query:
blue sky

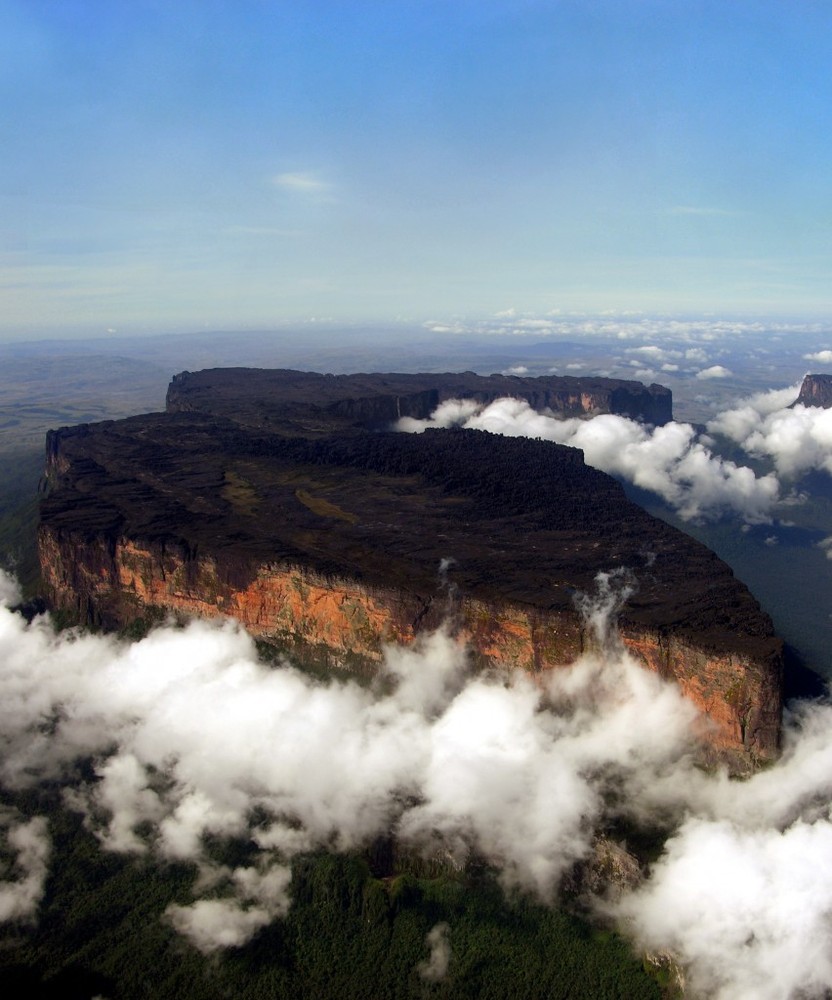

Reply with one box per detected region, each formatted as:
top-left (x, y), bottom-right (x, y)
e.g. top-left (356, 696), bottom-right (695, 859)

top-left (2, 0), bottom-right (832, 335)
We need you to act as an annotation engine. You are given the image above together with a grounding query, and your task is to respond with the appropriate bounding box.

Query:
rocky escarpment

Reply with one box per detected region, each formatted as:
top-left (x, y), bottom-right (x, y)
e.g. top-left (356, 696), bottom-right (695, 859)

top-left (166, 368), bottom-right (673, 430)
top-left (792, 373), bottom-right (832, 408)
top-left (38, 370), bottom-right (782, 769)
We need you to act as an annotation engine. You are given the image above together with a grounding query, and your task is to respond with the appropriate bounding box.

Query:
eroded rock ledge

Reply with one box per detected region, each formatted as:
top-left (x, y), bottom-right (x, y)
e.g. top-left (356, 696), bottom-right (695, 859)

top-left (39, 370), bottom-right (782, 768)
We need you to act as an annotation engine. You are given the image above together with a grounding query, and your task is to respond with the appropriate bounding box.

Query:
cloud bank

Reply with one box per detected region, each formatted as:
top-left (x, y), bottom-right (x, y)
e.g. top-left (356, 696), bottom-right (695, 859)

top-left (0, 570), bottom-right (697, 953)
top-left (710, 385), bottom-right (832, 478)
top-left (4, 571), bottom-right (832, 997)
top-left (398, 398), bottom-right (780, 522)
top-left (398, 378), bottom-right (832, 526)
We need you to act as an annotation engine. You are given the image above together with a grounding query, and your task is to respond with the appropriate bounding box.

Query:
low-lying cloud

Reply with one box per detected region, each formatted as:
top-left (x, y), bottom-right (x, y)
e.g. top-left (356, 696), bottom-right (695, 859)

top-left (398, 398), bottom-right (780, 522)
top-left (0, 570), bottom-right (697, 950)
top-left (397, 378), bottom-right (832, 527)
top-left (418, 922), bottom-right (452, 982)
top-left (710, 385), bottom-right (832, 479)
top-left (5, 572), bottom-right (832, 997)
top-left (696, 364), bottom-right (732, 380)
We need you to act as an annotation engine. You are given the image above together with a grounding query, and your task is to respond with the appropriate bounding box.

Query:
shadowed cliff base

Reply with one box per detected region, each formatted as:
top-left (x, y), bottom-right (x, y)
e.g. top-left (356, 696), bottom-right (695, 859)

top-left (39, 369), bottom-right (782, 766)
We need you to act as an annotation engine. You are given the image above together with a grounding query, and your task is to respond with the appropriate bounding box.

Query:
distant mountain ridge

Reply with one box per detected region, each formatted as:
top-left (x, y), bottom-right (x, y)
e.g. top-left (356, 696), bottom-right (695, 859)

top-left (165, 368), bottom-right (674, 429)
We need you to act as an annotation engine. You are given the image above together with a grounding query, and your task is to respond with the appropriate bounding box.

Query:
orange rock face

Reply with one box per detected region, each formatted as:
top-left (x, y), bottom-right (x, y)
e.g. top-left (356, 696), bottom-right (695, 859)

top-left (39, 528), bottom-right (781, 768)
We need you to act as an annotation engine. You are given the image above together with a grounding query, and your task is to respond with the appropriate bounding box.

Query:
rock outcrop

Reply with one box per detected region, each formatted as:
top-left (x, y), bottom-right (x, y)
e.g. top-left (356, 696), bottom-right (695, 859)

top-left (39, 370), bottom-right (782, 768)
top-left (792, 373), bottom-right (832, 409)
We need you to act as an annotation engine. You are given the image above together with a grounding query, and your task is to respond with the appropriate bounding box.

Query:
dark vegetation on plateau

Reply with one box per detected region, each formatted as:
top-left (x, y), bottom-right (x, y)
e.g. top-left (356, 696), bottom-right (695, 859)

top-left (43, 399), bottom-right (778, 658)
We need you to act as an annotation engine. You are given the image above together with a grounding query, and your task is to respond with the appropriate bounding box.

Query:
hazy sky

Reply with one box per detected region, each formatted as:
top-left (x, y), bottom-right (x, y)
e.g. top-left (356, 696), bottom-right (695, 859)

top-left (3, 0), bottom-right (832, 335)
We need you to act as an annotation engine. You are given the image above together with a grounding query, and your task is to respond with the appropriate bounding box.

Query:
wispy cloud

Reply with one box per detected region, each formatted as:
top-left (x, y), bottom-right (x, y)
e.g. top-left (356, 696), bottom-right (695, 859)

top-left (271, 172), bottom-right (334, 198)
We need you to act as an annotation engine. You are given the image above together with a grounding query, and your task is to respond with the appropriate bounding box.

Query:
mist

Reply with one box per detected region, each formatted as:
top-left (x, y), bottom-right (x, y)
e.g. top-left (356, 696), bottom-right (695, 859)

top-left (3, 570), bottom-right (832, 995)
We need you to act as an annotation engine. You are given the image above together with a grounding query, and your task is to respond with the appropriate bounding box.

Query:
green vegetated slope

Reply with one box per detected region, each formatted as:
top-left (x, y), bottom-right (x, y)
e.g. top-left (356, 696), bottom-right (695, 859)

top-left (0, 792), bottom-right (661, 1000)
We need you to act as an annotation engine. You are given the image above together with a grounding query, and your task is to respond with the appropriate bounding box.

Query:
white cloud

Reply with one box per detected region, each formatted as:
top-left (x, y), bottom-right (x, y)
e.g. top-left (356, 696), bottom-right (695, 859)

top-left (818, 536), bottom-right (832, 560)
top-left (709, 384), bottom-right (832, 479)
top-left (0, 571), bottom-right (697, 945)
top-left (804, 350), bottom-right (832, 364)
top-left (6, 562), bottom-right (832, 994)
top-left (696, 365), bottom-right (732, 380)
top-left (0, 813), bottom-right (50, 923)
top-left (614, 817), bottom-right (832, 1000)
top-left (398, 398), bottom-right (779, 523)
top-left (418, 922), bottom-right (452, 982)
top-left (517, 318), bottom-right (554, 329)
top-left (626, 345), bottom-right (677, 361)
top-left (271, 172), bottom-right (333, 196)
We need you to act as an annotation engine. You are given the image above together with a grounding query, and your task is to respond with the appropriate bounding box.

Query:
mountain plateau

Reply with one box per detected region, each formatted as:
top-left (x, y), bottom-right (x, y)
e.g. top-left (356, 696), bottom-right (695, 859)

top-left (38, 369), bottom-right (782, 769)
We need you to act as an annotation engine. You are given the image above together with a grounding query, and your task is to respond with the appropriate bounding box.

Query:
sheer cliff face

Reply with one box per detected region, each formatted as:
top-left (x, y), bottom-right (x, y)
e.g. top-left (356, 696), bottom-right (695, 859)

top-left (793, 373), bottom-right (832, 409)
top-left (39, 370), bottom-right (782, 768)
top-left (39, 532), bottom-right (781, 768)
top-left (165, 368), bottom-right (674, 430)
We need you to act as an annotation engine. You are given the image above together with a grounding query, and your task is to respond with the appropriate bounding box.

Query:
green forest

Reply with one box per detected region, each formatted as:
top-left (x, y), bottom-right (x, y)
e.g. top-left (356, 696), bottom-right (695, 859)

top-left (0, 789), bottom-right (664, 1000)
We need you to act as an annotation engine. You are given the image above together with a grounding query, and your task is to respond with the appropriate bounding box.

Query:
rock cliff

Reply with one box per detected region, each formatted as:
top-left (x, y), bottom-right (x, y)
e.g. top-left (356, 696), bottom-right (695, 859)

top-left (792, 373), bottom-right (832, 408)
top-left (39, 370), bottom-right (781, 768)
top-left (165, 368), bottom-right (673, 429)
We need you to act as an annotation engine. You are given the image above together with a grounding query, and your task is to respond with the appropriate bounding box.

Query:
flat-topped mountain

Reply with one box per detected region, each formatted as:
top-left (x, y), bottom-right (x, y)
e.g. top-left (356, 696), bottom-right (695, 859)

top-left (166, 368), bottom-right (673, 430)
top-left (39, 369), bottom-right (781, 767)
top-left (792, 373), bottom-right (832, 409)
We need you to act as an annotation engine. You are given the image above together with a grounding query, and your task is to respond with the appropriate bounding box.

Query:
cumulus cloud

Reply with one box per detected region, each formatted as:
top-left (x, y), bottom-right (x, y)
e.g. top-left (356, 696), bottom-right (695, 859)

top-left (709, 384), bottom-right (832, 479)
top-left (615, 818), bottom-right (832, 1000)
top-left (0, 570), bottom-right (699, 950)
top-left (804, 350), bottom-right (832, 363)
top-left (398, 398), bottom-right (779, 522)
top-left (696, 365), bottom-right (732, 380)
top-left (166, 864), bottom-right (292, 954)
top-left (6, 571), bottom-right (832, 995)
top-left (626, 345), bottom-right (681, 364)
top-left (0, 812), bottom-right (50, 924)
top-left (609, 696), bottom-right (832, 1000)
